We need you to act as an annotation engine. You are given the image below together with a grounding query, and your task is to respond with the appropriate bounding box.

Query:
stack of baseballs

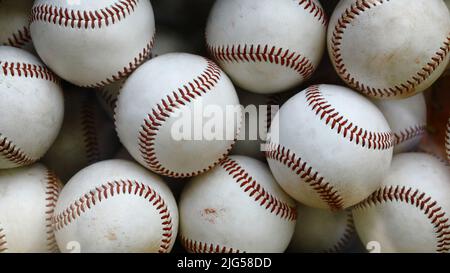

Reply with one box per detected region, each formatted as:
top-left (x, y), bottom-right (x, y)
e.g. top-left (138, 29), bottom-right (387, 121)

top-left (0, 0), bottom-right (449, 254)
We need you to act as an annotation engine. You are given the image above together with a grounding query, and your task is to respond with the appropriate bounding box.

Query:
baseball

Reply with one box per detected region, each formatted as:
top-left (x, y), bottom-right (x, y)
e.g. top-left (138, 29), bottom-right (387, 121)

top-left (179, 155), bottom-right (296, 253)
top-left (0, 0), bottom-right (34, 51)
top-left (266, 84), bottom-right (394, 210)
top-left (115, 53), bottom-right (241, 178)
top-left (29, 0), bottom-right (155, 87)
top-left (0, 46), bottom-right (64, 169)
top-left (328, 0), bottom-right (450, 99)
top-left (53, 159), bottom-right (179, 253)
top-left (43, 86), bottom-right (119, 182)
top-left (373, 93), bottom-right (427, 154)
top-left (353, 153), bottom-right (450, 253)
top-left (0, 164), bottom-right (62, 253)
top-left (206, 0), bottom-right (327, 94)
top-left (289, 203), bottom-right (355, 253)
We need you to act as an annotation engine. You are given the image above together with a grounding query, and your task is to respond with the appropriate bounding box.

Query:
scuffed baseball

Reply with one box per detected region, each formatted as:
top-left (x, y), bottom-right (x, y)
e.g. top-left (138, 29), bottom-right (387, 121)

top-left (43, 86), bottom-right (120, 182)
top-left (289, 203), bottom-right (355, 253)
top-left (206, 0), bottom-right (327, 94)
top-left (0, 0), bottom-right (34, 51)
top-left (373, 93), bottom-right (427, 154)
top-left (0, 164), bottom-right (62, 253)
top-left (53, 159), bottom-right (179, 253)
top-left (0, 46), bottom-right (64, 169)
top-left (179, 155), bottom-right (296, 253)
top-left (353, 153), bottom-right (450, 253)
top-left (30, 0), bottom-right (155, 87)
top-left (266, 84), bottom-right (394, 210)
top-left (115, 53), bottom-right (241, 178)
top-left (328, 0), bottom-right (450, 99)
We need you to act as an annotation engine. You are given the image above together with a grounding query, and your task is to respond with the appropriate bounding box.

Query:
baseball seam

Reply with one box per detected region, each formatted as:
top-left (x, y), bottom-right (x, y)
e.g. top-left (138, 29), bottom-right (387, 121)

top-left (45, 170), bottom-right (62, 253)
top-left (330, 0), bottom-right (450, 98)
top-left (298, 0), bottom-right (328, 25)
top-left (207, 0), bottom-right (327, 80)
top-left (80, 94), bottom-right (101, 164)
top-left (446, 119), bottom-right (450, 163)
top-left (52, 179), bottom-right (174, 253)
top-left (306, 85), bottom-right (394, 150)
top-left (326, 210), bottom-right (355, 253)
top-left (30, 0), bottom-right (154, 88)
top-left (393, 125), bottom-right (427, 146)
top-left (354, 185), bottom-right (450, 253)
top-left (82, 37), bottom-right (154, 88)
top-left (3, 26), bottom-right (32, 48)
top-left (1, 61), bottom-right (58, 83)
top-left (0, 225), bottom-right (6, 253)
top-left (207, 44), bottom-right (316, 80)
top-left (0, 133), bottom-right (34, 167)
top-left (180, 235), bottom-right (244, 253)
top-left (265, 142), bottom-right (344, 210)
top-left (137, 59), bottom-right (234, 178)
top-left (221, 157), bottom-right (297, 221)
top-left (30, 0), bottom-right (139, 29)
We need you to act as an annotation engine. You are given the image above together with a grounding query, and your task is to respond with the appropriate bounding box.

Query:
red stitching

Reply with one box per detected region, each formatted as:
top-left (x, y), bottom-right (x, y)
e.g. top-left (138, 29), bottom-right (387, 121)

top-left (298, 0), bottom-right (328, 25)
top-left (1, 61), bottom-right (58, 83)
top-left (207, 44), bottom-right (316, 81)
top-left (138, 59), bottom-right (234, 178)
top-left (355, 185), bottom-right (450, 253)
top-left (4, 26), bottom-right (32, 48)
top-left (180, 236), bottom-right (244, 253)
top-left (0, 133), bottom-right (34, 166)
top-left (30, 0), bottom-right (139, 29)
top-left (80, 94), bottom-right (101, 163)
top-left (220, 157), bottom-right (297, 221)
top-left (393, 125), bottom-right (426, 146)
top-left (0, 225), bottom-right (6, 253)
top-left (53, 179), bottom-right (174, 253)
top-left (446, 118), bottom-right (450, 163)
top-left (82, 37), bottom-right (154, 88)
top-left (306, 85), bottom-right (393, 150)
top-left (265, 143), bottom-right (344, 210)
top-left (326, 210), bottom-right (354, 253)
top-left (45, 170), bottom-right (62, 253)
top-left (330, 0), bottom-right (450, 98)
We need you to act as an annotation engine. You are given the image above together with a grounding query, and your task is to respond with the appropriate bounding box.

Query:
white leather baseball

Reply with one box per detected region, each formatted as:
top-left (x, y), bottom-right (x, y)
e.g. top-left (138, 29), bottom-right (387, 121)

top-left (353, 153), bottom-right (450, 253)
top-left (373, 93), bottom-right (427, 154)
top-left (29, 0), bottom-right (155, 88)
top-left (53, 159), bottom-right (179, 253)
top-left (179, 155), bottom-right (296, 253)
top-left (0, 164), bottom-right (62, 253)
top-left (0, 0), bottom-right (34, 51)
top-left (206, 0), bottom-right (327, 94)
top-left (43, 86), bottom-right (119, 182)
top-left (328, 0), bottom-right (450, 99)
top-left (289, 203), bottom-right (355, 253)
top-left (266, 84), bottom-right (394, 210)
top-left (0, 46), bottom-right (64, 169)
top-left (115, 53), bottom-right (241, 178)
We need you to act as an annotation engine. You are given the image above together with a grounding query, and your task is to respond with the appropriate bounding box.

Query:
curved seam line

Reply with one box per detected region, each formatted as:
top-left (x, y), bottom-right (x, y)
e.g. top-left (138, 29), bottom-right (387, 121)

top-left (52, 179), bottom-right (174, 253)
top-left (135, 59), bottom-right (234, 178)
top-left (220, 157), bottom-right (297, 221)
top-left (330, 0), bottom-right (450, 98)
top-left (354, 185), bottom-right (450, 253)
